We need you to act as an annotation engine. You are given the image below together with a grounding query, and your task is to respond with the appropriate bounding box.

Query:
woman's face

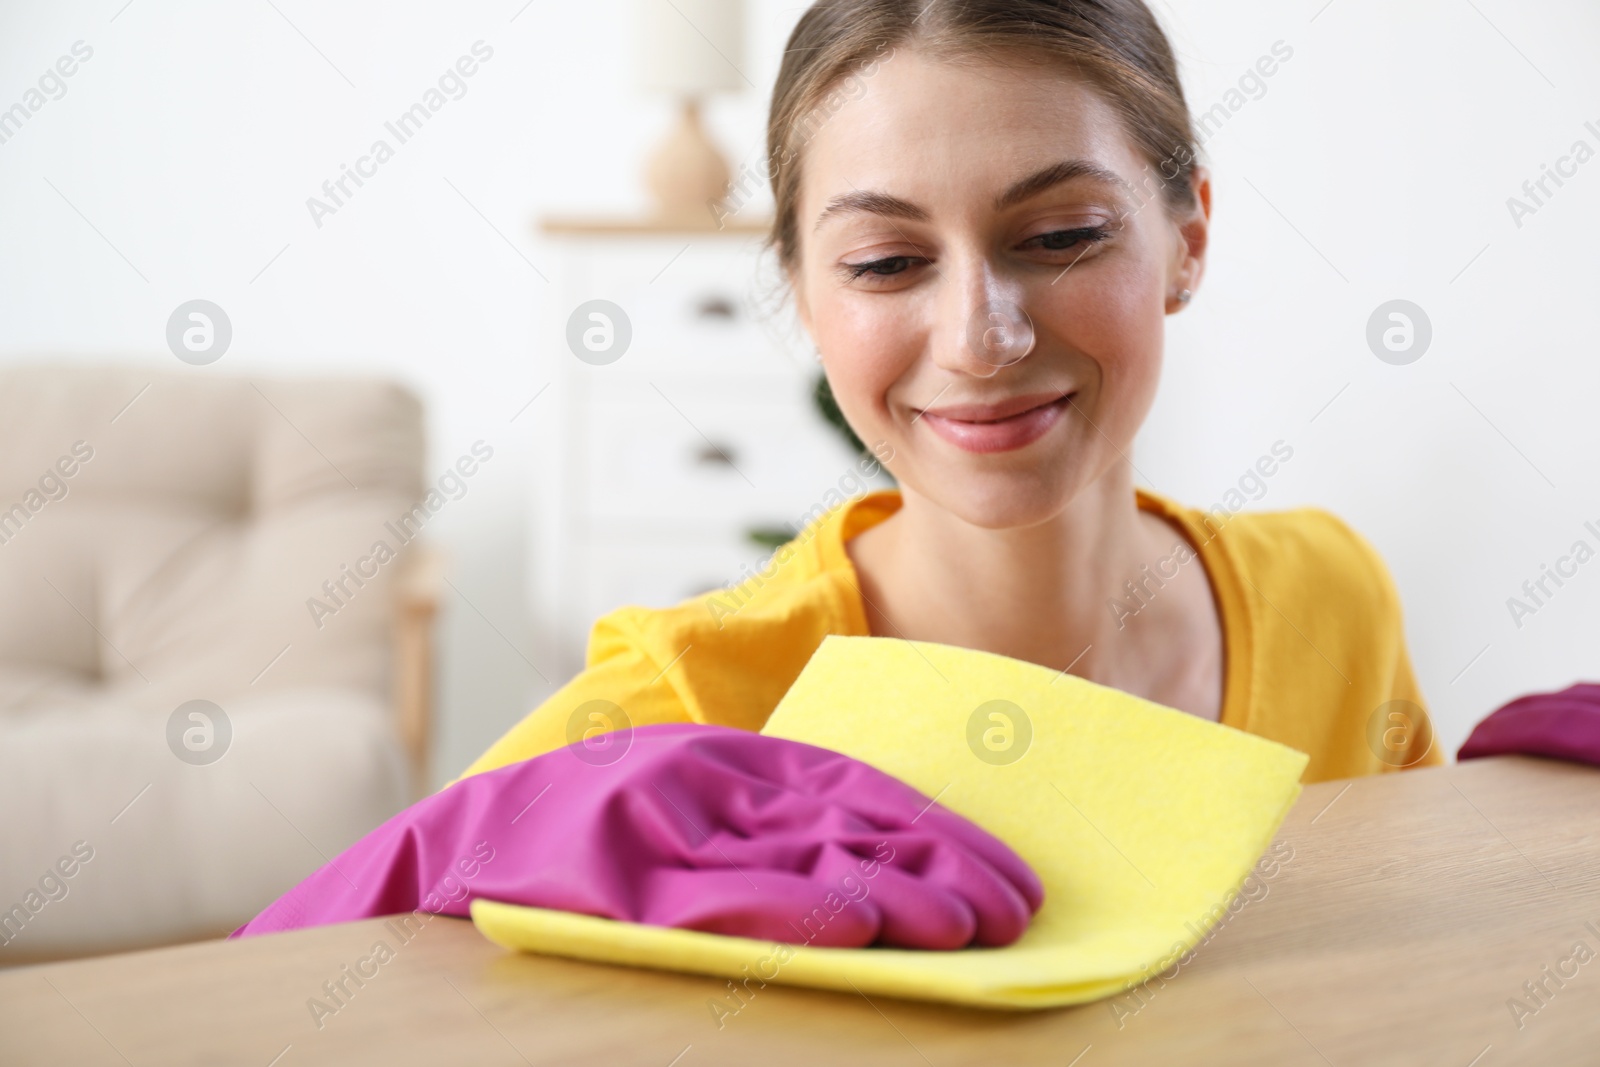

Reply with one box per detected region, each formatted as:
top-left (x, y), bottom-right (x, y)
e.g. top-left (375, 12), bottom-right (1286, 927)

top-left (790, 49), bottom-right (1209, 529)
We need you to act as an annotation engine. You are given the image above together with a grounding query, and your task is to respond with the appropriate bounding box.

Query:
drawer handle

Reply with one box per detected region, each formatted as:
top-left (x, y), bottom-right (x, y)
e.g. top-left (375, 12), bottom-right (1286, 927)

top-left (694, 295), bottom-right (737, 320)
top-left (694, 442), bottom-right (739, 467)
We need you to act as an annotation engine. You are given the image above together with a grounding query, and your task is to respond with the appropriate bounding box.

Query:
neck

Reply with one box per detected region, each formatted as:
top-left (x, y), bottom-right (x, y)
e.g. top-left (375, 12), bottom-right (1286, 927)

top-left (846, 467), bottom-right (1173, 682)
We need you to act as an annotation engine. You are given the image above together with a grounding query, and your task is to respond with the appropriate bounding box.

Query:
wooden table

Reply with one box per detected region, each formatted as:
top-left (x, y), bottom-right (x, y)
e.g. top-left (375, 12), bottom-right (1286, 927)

top-left (4, 755), bottom-right (1599, 1066)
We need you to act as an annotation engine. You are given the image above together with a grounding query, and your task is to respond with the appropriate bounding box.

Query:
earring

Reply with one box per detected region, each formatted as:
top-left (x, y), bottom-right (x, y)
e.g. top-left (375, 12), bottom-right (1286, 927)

top-left (1177, 289), bottom-right (1192, 305)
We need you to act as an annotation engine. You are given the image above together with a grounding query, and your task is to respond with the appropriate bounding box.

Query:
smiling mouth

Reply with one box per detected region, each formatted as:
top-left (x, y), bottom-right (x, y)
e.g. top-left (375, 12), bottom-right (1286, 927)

top-left (915, 391), bottom-right (1077, 454)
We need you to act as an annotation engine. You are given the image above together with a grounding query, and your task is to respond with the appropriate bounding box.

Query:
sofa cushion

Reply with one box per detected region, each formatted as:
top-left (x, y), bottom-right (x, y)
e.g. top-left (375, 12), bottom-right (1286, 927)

top-left (0, 365), bottom-right (425, 707)
top-left (0, 682), bottom-right (408, 956)
top-left (0, 365), bottom-right (427, 954)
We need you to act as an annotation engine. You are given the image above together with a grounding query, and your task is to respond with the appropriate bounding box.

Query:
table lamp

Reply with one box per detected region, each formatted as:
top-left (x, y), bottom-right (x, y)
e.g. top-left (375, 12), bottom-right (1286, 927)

top-left (636, 0), bottom-right (746, 222)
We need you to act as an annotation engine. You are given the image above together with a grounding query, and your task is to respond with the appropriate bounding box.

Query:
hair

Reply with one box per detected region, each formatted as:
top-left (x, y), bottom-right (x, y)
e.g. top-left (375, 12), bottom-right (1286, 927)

top-left (764, 0), bottom-right (1201, 274)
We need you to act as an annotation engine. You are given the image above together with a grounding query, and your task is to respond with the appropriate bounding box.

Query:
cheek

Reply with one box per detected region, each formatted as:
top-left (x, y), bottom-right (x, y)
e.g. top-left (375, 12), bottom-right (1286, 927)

top-left (1105, 285), bottom-right (1166, 418)
top-left (809, 291), bottom-right (921, 431)
top-left (1036, 253), bottom-right (1165, 412)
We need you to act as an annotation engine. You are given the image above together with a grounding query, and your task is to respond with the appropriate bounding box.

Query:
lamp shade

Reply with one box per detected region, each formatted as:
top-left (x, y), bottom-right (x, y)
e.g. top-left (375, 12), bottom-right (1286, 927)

top-left (636, 0), bottom-right (746, 95)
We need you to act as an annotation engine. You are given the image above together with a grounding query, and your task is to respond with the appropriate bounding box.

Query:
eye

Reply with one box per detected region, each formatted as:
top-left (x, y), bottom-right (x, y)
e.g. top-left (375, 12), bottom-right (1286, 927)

top-left (1023, 226), bottom-right (1113, 253)
top-left (842, 255), bottom-right (918, 280)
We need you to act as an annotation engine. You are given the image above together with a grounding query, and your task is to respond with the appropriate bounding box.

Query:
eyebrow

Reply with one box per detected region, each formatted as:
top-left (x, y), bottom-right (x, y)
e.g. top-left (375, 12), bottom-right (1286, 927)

top-left (812, 159), bottom-right (1133, 232)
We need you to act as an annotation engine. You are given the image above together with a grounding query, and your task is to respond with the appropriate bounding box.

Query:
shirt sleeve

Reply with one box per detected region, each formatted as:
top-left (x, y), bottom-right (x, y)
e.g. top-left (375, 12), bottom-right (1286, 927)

top-left (1335, 512), bottom-right (1444, 772)
top-left (1310, 506), bottom-right (1444, 776)
top-left (1385, 627), bottom-right (1446, 770)
top-left (447, 609), bottom-right (696, 786)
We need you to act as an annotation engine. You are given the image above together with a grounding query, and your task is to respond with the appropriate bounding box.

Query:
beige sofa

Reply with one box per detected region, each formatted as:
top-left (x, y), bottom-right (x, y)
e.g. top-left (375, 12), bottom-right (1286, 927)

top-left (0, 365), bottom-right (438, 961)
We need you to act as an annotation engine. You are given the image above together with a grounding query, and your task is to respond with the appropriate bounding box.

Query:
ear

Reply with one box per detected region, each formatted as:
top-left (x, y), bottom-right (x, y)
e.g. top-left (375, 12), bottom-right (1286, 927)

top-left (1166, 164), bottom-right (1211, 312)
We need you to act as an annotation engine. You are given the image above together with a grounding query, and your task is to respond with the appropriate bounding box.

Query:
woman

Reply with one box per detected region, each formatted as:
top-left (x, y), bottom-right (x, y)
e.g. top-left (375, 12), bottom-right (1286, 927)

top-left (462, 0), bottom-right (1440, 785)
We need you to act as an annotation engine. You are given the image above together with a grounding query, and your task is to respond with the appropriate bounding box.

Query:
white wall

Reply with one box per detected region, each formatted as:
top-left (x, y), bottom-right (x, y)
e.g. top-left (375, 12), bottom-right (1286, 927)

top-left (1, 0), bottom-right (1596, 781)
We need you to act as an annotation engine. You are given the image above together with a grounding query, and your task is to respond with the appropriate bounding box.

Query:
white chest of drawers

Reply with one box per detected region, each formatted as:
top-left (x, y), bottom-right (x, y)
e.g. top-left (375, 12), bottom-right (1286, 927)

top-left (530, 218), bottom-right (876, 679)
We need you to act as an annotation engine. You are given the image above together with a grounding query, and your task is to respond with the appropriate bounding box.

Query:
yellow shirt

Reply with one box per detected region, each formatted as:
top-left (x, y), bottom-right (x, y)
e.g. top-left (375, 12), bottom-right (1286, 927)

top-left (458, 488), bottom-right (1443, 785)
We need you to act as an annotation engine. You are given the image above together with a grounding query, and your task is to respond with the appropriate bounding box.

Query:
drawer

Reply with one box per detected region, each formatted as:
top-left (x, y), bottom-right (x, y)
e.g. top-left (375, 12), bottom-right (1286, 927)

top-left (572, 532), bottom-right (776, 634)
top-left (576, 382), bottom-right (865, 525)
top-left (556, 238), bottom-right (807, 376)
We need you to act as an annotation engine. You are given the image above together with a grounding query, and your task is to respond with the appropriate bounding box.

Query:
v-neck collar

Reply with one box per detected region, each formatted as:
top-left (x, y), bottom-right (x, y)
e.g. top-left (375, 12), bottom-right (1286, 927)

top-left (819, 487), bottom-right (1253, 732)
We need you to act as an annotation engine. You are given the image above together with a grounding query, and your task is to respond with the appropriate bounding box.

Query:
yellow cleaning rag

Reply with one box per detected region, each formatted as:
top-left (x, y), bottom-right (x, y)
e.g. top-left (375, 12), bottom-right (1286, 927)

top-left (472, 635), bottom-right (1309, 1009)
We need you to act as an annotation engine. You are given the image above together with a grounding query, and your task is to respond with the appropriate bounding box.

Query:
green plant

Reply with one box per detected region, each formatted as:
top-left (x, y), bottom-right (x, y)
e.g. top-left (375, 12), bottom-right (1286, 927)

top-left (743, 370), bottom-right (893, 550)
top-left (813, 370), bottom-right (869, 458)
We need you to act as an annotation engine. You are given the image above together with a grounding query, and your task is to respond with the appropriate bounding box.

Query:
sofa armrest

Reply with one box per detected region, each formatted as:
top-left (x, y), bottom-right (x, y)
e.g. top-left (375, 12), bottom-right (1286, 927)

top-left (394, 542), bottom-right (445, 797)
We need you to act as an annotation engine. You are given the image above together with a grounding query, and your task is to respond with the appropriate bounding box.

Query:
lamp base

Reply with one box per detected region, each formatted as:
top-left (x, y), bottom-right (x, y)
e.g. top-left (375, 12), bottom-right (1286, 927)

top-left (645, 98), bottom-right (733, 223)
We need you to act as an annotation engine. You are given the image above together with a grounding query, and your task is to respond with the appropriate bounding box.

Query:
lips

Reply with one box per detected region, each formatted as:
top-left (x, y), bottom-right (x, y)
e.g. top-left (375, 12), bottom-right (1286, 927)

top-left (916, 391), bottom-right (1075, 454)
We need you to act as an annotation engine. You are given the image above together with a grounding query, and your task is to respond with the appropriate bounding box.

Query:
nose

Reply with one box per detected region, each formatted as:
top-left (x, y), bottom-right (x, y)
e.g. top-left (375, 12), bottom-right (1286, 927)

top-left (931, 256), bottom-right (1036, 379)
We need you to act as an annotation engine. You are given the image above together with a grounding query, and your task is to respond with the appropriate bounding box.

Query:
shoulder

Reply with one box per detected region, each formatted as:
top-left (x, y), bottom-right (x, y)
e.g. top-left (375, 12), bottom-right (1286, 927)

top-left (1163, 496), bottom-right (1427, 779)
top-left (583, 495), bottom-right (878, 730)
top-left (1149, 490), bottom-right (1412, 693)
top-left (1196, 500), bottom-right (1415, 727)
top-left (589, 564), bottom-right (848, 665)
top-left (1197, 501), bottom-right (1401, 621)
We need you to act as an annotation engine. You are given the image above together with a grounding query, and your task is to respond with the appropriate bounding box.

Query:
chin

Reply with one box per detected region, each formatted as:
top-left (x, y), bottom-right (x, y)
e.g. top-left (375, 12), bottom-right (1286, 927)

top-left (909, 464), bottom-right (1082, 531)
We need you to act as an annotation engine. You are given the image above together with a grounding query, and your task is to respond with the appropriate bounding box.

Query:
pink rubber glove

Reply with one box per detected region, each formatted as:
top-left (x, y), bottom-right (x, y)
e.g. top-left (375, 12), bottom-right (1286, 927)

top-left (1458, 682), bottom-right (1600, 766)
top-left (232, 723), bottom-right (1043, 949)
